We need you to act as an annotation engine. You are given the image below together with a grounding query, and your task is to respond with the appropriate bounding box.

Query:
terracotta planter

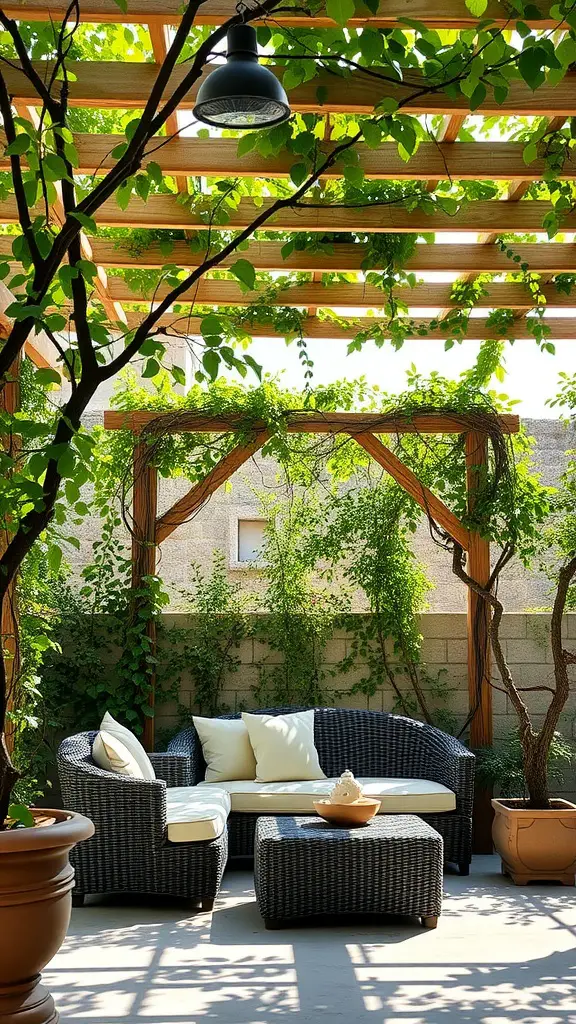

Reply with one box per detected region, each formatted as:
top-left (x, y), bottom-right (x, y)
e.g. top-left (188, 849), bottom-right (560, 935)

top-left (0, 808), bottom-right (94, 1024)
top-left (492, 797), bottom-right (576, 885)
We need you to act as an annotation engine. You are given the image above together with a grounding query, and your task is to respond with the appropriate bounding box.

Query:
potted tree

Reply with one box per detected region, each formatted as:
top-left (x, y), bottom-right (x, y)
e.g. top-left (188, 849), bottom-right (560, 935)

top-left (448, 406), bottom-right (576, 884)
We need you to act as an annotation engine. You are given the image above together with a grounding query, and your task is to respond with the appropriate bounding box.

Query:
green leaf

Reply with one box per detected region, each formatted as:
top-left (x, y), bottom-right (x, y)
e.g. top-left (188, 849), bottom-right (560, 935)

top-left (290, 162), bottom-right (308, 187)
top-left (35, 367), bottom-right (61, 387)
top-left (200, 314), bottom-right (224, 336)
top-left (142, 358), bottom-right (161, 378)
top-left (5, 135), bottom-right (31, 157)
top-left (47, 544), bottom-right (63, 572)
top-left (202, 349), bottom-right (221, 380)
top-left (146, 161), bottom-right (163, 186)
top-left (171, 365), bottom-right (186, 386)
top-left (8, 804), bottom-right (35, 828)
top-left (229, 258), bottom-right (256, 291)
top-left (237, 133), bottom-right (258, 157)
top-left (326, 0), bottom-right (355, 25)
top-left (70, 211), bottom-right (97, 234)
top-left (464, 0), bottom-right (488, 15)
top-left (362, 121), bottom-right (382, 149)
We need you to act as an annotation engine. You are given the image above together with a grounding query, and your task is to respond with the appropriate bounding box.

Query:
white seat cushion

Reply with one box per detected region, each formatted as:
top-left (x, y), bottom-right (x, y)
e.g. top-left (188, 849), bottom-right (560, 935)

top-left (166, 786), bottom-right (231, 843)
top-left (197, 778), bottom-right (456, 815)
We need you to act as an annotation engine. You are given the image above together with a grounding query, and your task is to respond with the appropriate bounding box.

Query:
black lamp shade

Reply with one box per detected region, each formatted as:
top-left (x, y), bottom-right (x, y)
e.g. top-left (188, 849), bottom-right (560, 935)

top-left (193, 25), bottom-right (291, 129)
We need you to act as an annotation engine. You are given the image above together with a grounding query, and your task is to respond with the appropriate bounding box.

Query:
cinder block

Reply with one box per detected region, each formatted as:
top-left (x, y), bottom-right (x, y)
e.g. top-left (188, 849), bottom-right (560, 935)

top-left (421, 638), bottom-right (447, 663)
top-left (505, 638), bottom-right (549, 664)
top-left (566, 615), bottom-right (576, 639)
top-left (252, 641), bottom-right (284, 665)
top-left (446, 639), bottom-right (468, 664)
top-left (322, 639), bottom-right (347, 665)
top-left (423, 614), bottom-right (468, 639)
top-left (499, 614), bottom-right (528, 639)
top-left (234, 639), bottom-right (254, 664)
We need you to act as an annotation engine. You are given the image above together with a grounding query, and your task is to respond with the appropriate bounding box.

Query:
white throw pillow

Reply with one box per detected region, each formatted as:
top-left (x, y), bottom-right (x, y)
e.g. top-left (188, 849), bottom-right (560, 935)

top-left (93, 730), bottom-right (145, 779)
top-left (100, 711), bottom-right (155, 780)
top-left (242, 710), bottom-right (325, 783)
top-left (193, 716), bottom-right (257, 783)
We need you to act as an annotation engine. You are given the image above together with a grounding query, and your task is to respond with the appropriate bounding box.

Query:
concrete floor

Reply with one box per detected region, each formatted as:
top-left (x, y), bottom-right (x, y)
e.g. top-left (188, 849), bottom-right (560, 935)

top-left (45, 855), bottom-right (576, 1023)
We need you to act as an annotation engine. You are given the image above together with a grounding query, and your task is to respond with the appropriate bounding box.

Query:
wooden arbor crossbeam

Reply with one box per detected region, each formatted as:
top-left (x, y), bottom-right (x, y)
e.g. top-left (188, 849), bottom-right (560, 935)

top-left (4, 0), bottom-right (568, 29)
top-left (106, 406), bottom-right (519, 853)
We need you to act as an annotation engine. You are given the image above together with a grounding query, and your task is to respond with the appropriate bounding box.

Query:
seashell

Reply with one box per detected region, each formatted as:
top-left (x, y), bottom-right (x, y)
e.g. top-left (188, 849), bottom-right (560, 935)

top-left (329, 770), bottom-right (364, 804)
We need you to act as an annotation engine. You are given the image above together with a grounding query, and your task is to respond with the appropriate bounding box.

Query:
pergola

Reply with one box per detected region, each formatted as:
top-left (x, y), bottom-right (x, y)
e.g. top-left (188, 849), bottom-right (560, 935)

top-left (105, 407), bottom-right (520, 848)
top-left (1, 0), bottom-right (572, 844)
top-left (0, 0), bottom-right (575, 343)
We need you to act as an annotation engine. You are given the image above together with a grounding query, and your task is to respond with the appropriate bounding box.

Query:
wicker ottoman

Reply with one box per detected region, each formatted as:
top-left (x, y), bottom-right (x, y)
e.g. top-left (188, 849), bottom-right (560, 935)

top-left (254, 814), bottom-right (443, 929)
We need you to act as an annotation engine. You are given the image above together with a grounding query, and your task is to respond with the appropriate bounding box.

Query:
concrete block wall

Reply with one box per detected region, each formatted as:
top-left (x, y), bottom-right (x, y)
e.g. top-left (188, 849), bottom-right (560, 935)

top-left (155, 611), bottom-right (576, 798)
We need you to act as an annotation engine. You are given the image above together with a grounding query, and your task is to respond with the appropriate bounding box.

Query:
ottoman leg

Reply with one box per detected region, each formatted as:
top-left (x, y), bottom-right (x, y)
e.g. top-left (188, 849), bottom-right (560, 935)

top-left (422, 916), bottom-right (438, 929)
top-left (265, 919), bottom-right (285, 930)
top-left (201, 897), bottom-right (215, 912)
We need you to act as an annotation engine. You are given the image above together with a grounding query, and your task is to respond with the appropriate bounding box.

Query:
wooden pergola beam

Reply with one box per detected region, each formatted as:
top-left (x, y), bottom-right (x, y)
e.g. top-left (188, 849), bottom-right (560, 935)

top-left (3, 62), bottom-right (576, 117)
top-left (34, 238), bottom-right (575, 275)
top-left (0, 195), bottom-right (569, 233)
top-left (108, 277), bottom-right (576, 310)
top-left (355, 432), bottom-right (471, 549)
top-left (4, 0), bottom-right (565, 29)
top-left (5, 135), bottom-right (573, 183)
top-left (104, 409), bottom-right (520, 435)
top-left (121, 311), bottom-right (576, 341)
top-left (155, 430), bottom-right (271, 544)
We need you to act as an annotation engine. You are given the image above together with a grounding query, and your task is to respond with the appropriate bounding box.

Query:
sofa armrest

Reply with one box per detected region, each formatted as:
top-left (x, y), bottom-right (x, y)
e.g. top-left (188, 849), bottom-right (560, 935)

top-left (149, 752), bottom-right (192, 787)
top-left (419, 728), bottom-right (475, 817)
top-left (58, 751), bottom-right (169, 847)
top-left (167, 726), bottom-right (205, 784)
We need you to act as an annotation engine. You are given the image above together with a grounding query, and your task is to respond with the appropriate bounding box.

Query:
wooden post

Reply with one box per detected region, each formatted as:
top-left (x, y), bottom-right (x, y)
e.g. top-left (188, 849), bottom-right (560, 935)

top-left (465, 430), bottom-right (494, 853)
top-left (131, 440), bottom-right (158, 752)
top-left (1, 354), bottom-right (21, 755)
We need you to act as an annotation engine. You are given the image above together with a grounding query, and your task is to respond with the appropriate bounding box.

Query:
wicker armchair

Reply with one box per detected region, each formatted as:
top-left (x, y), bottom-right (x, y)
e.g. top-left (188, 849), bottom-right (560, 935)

top-left (58, 731), bottom-right (227, 906)
top-left (169, 707), bottom-right (475, 873)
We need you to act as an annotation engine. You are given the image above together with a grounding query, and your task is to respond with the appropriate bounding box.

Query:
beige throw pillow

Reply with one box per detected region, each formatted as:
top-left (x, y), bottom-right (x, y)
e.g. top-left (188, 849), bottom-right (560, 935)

top-left (242, 710), bottom-right (325, 783)
top-left (93, 730), bottom-right (145, 779)
top-left (100, 711), bottom-right (156, 780)
top-left (193, 716), bottom-right (257, 783)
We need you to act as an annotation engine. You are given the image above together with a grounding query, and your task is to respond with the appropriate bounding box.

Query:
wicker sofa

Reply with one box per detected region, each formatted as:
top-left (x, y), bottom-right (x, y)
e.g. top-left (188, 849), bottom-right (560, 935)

top-left (169, 706), bottom-right (475, 874)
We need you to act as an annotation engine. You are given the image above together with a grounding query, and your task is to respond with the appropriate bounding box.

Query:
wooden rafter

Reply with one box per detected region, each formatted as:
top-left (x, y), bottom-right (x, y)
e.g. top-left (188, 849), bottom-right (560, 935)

top-left (104, 409), bottom-right (520, 434)
top-left (5, 135), bottom-right (572, 183)
top-left (5, 0), bottom-right (568, 30)
top-left (354, 432), bottom-right (471, 549)
top-left (3, 63), bottom-right (576, 117)
top-left (121, 311), bottom-right (576, 342)
top-left (0, 195), bottom-right (570, 232)
top-left (155, 430), bottom-right (271, 543)
top-left (107, 278), bottom-right (576, 310)
top-left (29, 238), bottom-right (575, 275)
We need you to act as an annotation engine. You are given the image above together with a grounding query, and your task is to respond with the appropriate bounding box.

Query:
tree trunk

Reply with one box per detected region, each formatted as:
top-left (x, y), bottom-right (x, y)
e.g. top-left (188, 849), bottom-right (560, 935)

top-left (522, 736), bottom-right (551, 809)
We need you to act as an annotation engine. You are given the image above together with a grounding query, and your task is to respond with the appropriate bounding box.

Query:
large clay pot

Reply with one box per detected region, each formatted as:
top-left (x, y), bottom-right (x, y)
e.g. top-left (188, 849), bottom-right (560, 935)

top-left (0, 808), bottom-right (94, 1023)
top-left (492, 797), bottom-right (576, 885)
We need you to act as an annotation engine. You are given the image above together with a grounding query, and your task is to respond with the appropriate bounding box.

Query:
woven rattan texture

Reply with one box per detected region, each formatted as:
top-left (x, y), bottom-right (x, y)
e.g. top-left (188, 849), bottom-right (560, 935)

top-left (254, 814), bottom-right (444, 922)
top-left (58, 732), bottom-right (227, 901)
top-left (169, 707), bottom-right (474, 867)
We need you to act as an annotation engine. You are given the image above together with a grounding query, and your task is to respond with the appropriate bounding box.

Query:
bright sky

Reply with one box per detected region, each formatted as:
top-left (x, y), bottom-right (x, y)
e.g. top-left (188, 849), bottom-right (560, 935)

top-left (243, 333), bottom-right (576, 418)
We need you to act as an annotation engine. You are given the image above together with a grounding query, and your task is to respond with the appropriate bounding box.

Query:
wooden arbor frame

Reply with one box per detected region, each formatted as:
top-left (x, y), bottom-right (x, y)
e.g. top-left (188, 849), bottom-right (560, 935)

top-left (105, 407), bottom-right (520, 847)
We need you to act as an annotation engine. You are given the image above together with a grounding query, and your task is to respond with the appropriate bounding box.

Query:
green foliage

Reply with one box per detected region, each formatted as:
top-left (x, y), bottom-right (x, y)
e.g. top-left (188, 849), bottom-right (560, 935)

top-left (254, 491), bottom-right (342, 707)
top-left (169, 555), bottom-right (253, 716)
top-left (477, 730), bottom-right (575, 797)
